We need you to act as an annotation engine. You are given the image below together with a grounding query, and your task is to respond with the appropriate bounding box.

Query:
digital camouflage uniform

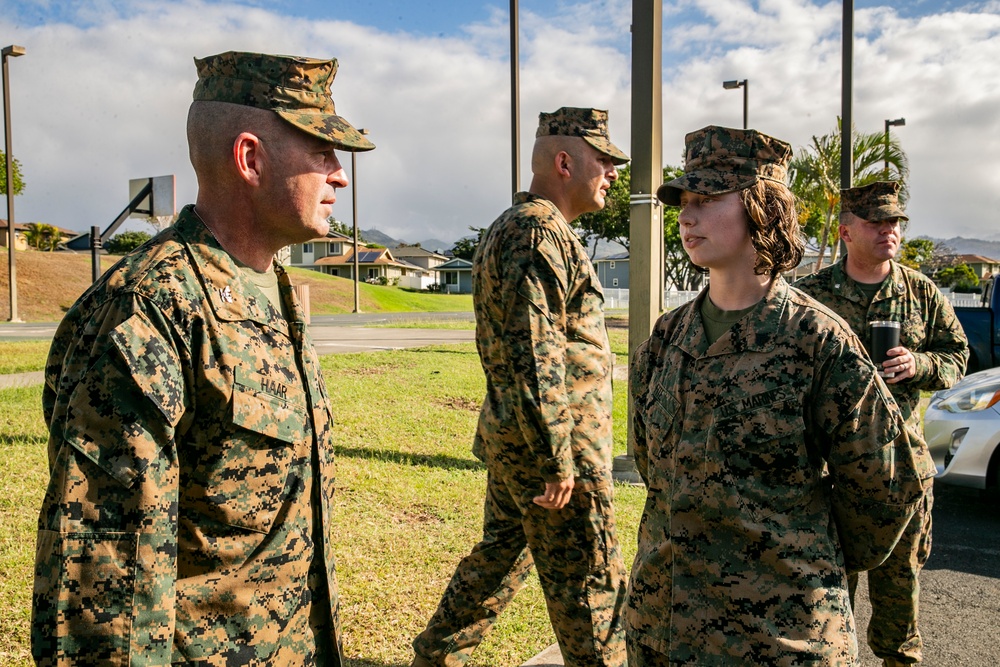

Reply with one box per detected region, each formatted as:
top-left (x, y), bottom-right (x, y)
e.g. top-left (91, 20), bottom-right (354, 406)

top-left (32, 51), bottom-right (374, 666)
top-left (795, 182), bottom-right (968, 664)
top-left (413, 108), bottom-right (628, 667)
top-left (627, 278), bottom-right (926, 666)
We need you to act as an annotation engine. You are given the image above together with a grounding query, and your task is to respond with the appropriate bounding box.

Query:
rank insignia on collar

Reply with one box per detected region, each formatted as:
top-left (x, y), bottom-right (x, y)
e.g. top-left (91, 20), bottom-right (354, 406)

top-left (219, 285), bottom-right (235, 303)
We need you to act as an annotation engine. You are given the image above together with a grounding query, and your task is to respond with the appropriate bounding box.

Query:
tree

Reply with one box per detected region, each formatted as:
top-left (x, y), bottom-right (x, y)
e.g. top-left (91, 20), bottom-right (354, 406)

top-left (790, 118), bottom-right (909, 271)
top-left (0, 148), bottom-right (26, 196)
top-left (22, 222), bottom-right (61, 251)
top-left (936, 264), bottom-right (980, 292)
top-left (105, 230), bottom-right (152, 254)
top-left (898, 238), bottom-right (936, 270)
top-left (326, 216), bottom-right (357, 239)
top-left (451, 226), bottom-right (486, 260)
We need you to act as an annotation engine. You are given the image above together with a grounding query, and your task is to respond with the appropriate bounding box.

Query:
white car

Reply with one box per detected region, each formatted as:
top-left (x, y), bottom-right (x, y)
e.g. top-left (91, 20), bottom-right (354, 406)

top-left (924, 365), bottom-right (1000, 491)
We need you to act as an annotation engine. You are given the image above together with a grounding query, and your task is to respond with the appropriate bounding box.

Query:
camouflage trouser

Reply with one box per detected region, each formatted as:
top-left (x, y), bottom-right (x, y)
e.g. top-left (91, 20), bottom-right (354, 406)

top-left (412, 466), bottom-right (627, 667)
top-left (625, 632), bottom-right (670, 666)
top-left (850, 485), bottom-right (934, 664)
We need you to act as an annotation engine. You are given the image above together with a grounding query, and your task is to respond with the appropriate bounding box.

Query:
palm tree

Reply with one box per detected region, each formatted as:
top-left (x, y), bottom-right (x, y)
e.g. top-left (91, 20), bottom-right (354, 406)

top-left (791, 118), bottom-right (909, 271)
top-left (23, 222), bottom-right (61, 251)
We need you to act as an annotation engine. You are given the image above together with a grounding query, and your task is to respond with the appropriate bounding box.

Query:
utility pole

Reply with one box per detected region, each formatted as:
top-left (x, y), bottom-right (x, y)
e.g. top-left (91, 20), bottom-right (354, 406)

top-left (616, 0), bottom-right (662, 485)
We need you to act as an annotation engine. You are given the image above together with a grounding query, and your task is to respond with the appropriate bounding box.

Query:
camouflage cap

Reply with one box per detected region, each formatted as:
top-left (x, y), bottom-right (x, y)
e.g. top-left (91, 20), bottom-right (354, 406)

top-left (841, 181), bottom-right (908, 222)
top-left (656, 125), bottom-right (791, 205)
top-left (536, 107), bottom-right (629, 165)
top-left (192, 51), bottom-right (374, 152)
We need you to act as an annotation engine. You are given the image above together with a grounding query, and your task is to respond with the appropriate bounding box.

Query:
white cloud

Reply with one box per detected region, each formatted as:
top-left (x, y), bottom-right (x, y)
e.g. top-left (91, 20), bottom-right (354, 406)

top-left (2, 0), bottom-right (999, 247)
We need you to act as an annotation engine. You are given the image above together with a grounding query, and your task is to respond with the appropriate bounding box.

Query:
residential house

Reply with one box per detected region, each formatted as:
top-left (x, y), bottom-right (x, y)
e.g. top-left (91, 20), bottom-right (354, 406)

top-left (0, 219), bottom-right (27, 251)
top-left (391, 245), bottom-right (449, 271)
top-left (955, 254), bottom-right (1000, 282)
top-left (593, 252), bottom-right (629, 289)
top-left (434, 257), bottom-right (473, 294)
top-left (1, 219), bottom-right (77, 251)
top-left (288, 231), bottom-right (427, 282)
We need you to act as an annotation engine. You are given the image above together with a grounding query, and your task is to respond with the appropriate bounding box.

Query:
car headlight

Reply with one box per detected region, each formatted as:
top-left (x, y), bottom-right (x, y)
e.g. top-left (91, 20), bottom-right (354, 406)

top-left (936, 378), bottom-right (1000, 413)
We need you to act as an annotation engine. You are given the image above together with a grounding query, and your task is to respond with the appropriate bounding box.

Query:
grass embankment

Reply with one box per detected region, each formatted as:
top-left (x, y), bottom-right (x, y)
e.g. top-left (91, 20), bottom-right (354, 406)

top-left (0, 251), bottom-right (471, 323)
top-left (0, 334), bottom-right (639, 666)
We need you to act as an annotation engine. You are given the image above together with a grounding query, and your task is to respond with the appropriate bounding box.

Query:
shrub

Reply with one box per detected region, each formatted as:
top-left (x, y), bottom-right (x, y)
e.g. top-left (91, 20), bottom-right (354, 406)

top-left (105, 230), bottom-right (152, 254)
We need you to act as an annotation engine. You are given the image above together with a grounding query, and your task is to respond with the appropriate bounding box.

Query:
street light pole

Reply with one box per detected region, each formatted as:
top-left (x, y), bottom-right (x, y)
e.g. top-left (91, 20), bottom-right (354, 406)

top-left (3, 44), bottom-right (26, 323)
top-left (352, 128), bottom-right (369, 314)
top-left (510, 0), bottom-right (520, 196)
top-left (722, 79), bottom-right (748, 129)
top-left (884, 117), bottom-right (905, 179)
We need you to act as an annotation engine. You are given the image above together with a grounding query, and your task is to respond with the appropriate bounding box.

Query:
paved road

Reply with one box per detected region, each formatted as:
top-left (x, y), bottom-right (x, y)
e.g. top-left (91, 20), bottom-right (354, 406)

top-left (0, 312), bottom-right (476, 343)
top-left (0, 314), bottom-right (476, 389)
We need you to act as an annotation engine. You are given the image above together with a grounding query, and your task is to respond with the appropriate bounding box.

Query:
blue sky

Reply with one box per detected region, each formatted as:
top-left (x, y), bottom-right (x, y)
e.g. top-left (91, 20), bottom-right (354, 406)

top-left (3, 0), bottom-right (1000, 246)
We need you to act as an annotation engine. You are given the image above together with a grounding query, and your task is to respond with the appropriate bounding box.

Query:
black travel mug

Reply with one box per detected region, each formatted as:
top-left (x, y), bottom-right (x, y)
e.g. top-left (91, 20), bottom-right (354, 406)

top-left (869, 321), bottom-right (901, 378)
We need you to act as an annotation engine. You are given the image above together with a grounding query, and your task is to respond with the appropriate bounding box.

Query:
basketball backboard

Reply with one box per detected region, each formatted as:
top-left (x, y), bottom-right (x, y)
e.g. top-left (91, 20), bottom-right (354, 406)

top-left (128, 175), bottom-right (175, 218)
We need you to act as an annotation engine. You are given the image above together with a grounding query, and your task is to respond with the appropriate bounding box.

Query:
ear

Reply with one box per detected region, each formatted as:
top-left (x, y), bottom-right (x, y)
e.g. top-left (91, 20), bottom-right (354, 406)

top-left (838, 223), bottom-right (851, 243)
top-left (233, 132), bottom-right (264, 187)
top-left (554, 150), bottom-right (573, 179)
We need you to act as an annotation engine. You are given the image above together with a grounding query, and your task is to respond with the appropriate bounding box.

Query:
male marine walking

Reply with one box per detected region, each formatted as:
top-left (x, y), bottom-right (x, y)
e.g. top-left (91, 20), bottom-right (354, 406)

top-left (411, 107), bottom-right (629, 667)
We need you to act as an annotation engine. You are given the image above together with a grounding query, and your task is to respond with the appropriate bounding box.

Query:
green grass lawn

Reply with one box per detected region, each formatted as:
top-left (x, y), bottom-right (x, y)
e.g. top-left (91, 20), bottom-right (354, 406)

top-left (0, 341), bottom-right (644, 667)
top-left (358, 284), bottom-right (473, 313)
top-left (0, 341), bottom-right (50, 375)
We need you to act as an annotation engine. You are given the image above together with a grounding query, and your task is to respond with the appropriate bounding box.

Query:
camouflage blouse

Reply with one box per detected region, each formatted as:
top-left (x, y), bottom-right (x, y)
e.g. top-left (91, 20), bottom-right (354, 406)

top-left (795, 258), bottom-right (969, 444)
top-left (627, 278), bottom-right (925, 665)
top-left (33, 206), bottom-right (341, 665)
top-left (472, 192), bottom-right (614, 498)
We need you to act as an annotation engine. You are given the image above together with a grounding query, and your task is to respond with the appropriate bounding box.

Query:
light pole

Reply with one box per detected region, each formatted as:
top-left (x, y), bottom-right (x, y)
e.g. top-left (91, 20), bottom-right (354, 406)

top-left (884, 117), bottom-right (905, 179)
top-left (352, 128), bottom-right (369, 314)
top-left (510, 0), bottom-right (520, 195)
top-left (722, 79), bottom-right (748, 129)
top-left (3, 44), bottom-right (26, 323)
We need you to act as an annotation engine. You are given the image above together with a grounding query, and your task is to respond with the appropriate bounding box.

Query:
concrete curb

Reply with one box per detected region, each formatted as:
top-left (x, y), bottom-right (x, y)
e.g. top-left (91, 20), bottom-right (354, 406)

top-left (0, 370), bottom-right (44, 389)
top-left (522, 643), bottom-right (563, 666)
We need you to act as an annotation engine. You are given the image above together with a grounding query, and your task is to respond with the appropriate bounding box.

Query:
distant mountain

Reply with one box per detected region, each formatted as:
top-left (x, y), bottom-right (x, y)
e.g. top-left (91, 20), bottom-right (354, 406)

top-left (931, 236), bottom-right (1000, 260)
top-left (416, 238), bottom-right (453, 253)
top-left (360, 228), bottom-right (402, 247)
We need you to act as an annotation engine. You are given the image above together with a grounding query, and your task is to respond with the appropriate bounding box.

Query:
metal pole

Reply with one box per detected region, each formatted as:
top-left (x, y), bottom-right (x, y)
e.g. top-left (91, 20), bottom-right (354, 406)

top-left (90, 225), bottom-right (102, 283)
top-left (3, 45), bottom-right (26, 323)
top-left (510, 0), bottom-right (521, 196)
top-left (351, 128), bottom-right (368, 313)
top-left (839, 0), bottom-right (854, 259)
top-left (617, 0), bottom-right (662, 485)
top-left (743, 79), bottom-right (748, 129)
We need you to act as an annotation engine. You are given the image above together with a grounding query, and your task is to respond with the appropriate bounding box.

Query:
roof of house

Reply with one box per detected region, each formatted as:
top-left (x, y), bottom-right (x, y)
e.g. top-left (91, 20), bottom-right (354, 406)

top-left (391, 245), bottom-right (449, 260)
top-left (594, 252), bottom-right (630, 261)
top-left (436, 257), bottom-right (474, 270)
top-left (304, 229), bottom-right (355, 244)
top-left (0, 219), bottom-right (77, 236)
top-left (957, 254), bottom-right (1000, 264)
top-left (313, 248), bottom-right (422, 270)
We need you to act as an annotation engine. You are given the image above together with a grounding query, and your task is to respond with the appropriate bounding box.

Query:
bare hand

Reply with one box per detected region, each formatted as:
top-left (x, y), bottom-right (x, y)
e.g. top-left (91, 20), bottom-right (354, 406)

top-left (533, 478), bottom-right (574, 510)
top-left (882, 346), bottom-right (916, 383)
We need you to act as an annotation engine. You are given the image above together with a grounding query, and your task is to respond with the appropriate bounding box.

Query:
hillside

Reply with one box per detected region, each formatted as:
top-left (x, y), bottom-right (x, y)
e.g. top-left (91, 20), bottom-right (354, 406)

top-left (0, 250), bottom-right (471, 323)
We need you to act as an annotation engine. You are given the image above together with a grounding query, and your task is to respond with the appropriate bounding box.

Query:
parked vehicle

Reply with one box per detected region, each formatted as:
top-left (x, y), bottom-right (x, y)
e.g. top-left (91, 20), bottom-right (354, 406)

top-left (954, 274), bottom-right (1000, 373)
top-left (925, 365), bottom-right (1000, 492)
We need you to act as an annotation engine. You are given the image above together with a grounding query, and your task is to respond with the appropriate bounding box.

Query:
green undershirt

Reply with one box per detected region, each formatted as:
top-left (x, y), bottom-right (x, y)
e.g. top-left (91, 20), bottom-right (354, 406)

top-left (235, 260), bottom-right (288, 321)
top-left (700, 296), bottom-right (757, 345)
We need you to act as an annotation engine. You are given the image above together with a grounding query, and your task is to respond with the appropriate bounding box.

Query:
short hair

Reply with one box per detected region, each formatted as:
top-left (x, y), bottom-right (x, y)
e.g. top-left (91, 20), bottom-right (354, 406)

top-left (739, 179), bottom-right (804, 277)
top-left (187, 100), bottom-right (285, 176)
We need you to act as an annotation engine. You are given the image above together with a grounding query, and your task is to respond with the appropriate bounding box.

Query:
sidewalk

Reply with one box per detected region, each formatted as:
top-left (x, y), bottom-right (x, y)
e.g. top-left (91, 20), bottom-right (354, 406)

top-left (0, 370), bottom-right (44, 389)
